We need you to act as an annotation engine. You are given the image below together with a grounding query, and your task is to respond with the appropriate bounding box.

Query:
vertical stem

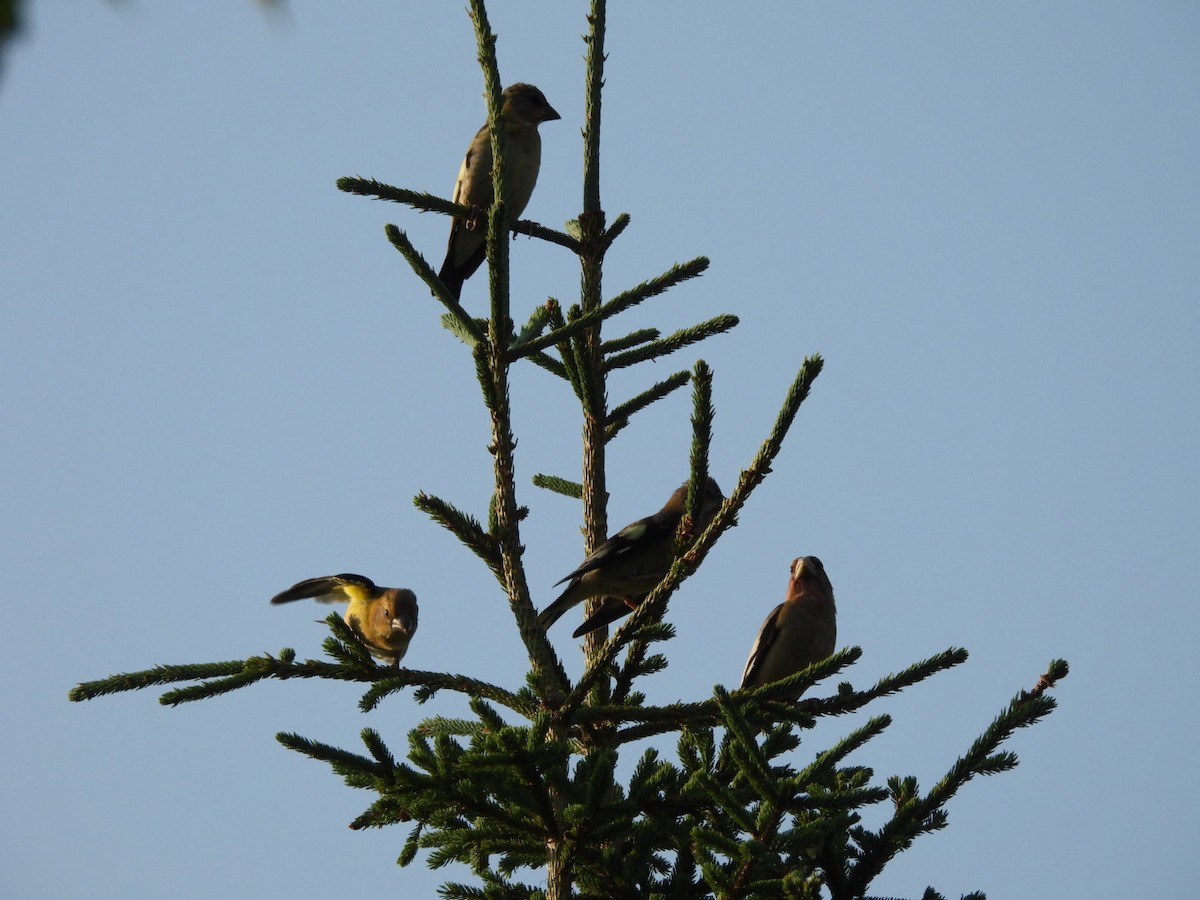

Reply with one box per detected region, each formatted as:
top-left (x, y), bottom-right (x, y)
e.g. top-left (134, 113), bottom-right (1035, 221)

top-left (545, 5), bottom-right (610, 900)
top-left (581, 0), bottom-right (605, 216)
top-left (579, 0), bottom-right (610, 670)
top-left (469, 0), bottom-right (511, 333)
top-left (546, 839), bottom-right (568, 900)
top-left (458, 12), bottom-right (576, 900)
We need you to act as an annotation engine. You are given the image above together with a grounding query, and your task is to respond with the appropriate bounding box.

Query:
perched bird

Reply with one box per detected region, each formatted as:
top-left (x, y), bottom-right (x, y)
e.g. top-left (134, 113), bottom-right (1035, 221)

top-left (270, 574), bottom-right (418, 667)
top-left (739, 556), bottom-right (837, 691)
top-left (438, 83), bottom-right (561, 300)
top-left (538, 478), bottom-right (725, 637)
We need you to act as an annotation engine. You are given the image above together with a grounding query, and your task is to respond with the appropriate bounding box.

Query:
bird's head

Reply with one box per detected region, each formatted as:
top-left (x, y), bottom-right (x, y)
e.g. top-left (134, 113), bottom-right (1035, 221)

top-left (695, 476), bottom-right (725, 519)
top-left (382, 589), bottom-right (419, 635)
top-left (503, 83), bottom-right (561, 125)
top-left (790, 556), bottom-right (833, 598)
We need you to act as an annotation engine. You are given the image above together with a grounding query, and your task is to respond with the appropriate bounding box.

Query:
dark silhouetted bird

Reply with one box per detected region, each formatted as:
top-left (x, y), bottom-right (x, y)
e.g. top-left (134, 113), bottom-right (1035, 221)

top-left (739, 556), bottom-right (836, 691)
top-left (539, 478), bottom-right (724, 637)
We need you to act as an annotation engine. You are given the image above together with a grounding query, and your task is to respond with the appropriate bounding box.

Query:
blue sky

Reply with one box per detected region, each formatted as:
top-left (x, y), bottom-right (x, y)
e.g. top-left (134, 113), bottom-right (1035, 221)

top-left (3, 2), bottom-right (1197, 897)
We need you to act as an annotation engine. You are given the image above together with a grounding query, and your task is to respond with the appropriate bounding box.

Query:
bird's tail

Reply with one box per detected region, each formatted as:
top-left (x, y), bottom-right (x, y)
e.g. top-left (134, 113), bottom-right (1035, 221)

top-left (571, 596), bottom-right (644, 639)
top-left (436, 263), bottom-right (464, 301)
top-left (536, 582), bottom-right (580, 630)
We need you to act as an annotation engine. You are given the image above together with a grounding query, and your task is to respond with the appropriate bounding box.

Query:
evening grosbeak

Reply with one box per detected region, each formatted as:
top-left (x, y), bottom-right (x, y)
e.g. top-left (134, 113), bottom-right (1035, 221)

top-left (270, 574), bottom-right (418, 667)
top-left (538, 478), bottom-right (725, 637)
top-left (438, 83), bottom-right (560, 300)
top-left (739, 556), bottom-right (837, 691)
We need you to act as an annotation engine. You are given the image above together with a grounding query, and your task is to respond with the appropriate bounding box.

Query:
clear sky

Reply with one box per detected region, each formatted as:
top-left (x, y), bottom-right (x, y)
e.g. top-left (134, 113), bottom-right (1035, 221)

top-left (3, 3), bottom-right (1197, 898)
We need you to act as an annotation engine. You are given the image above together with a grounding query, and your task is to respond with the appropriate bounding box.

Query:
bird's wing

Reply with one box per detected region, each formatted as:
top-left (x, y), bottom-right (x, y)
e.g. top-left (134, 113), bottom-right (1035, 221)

top-left (441, 125), bottom-right (491, 275)
top-left (270, 573), bottom-right (375, 605)
top-left (552, 516), bottom-right (664, 586)
top-left (739, 603), bottom-right (784, 689)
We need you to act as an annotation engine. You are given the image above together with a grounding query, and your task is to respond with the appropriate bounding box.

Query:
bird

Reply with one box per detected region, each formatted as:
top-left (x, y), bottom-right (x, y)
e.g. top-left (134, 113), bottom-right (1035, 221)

top-left (538, 477), bottom-right (725, 637)
top-left (739, 556), bottom-right (837, 691)
top-left (438, 83), bottom-right (560, 300)
top-left (270, 574), bottom-right (418, 667)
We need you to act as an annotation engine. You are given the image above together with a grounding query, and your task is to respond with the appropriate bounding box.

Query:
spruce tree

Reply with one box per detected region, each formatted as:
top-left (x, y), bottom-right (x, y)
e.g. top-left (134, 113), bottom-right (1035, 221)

top-left (70, 3), bottom-right (1067, 897)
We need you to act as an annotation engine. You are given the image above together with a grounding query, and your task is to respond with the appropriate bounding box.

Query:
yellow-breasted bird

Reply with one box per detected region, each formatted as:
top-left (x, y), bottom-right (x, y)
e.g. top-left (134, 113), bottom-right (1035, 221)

top-left (538, 478), bottom-right (725, 638)
top-left (270, 574), bottom-right (418, 667)
top-left (438, 83), bottom-right (560, 300)
top-left (739, 556), bottom-right (837, 691)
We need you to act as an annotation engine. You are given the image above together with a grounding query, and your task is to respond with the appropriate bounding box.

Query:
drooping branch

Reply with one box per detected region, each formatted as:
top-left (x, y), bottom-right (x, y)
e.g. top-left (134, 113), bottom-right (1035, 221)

top-left (69, 615), bottom-right (537, 716)
top-left (384, 224), bottom-right (486, 341)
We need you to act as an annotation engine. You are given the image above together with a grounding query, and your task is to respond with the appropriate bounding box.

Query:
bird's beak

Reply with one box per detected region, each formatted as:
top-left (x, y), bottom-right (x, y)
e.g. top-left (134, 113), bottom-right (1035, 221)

top-left (544, 105), bottom-right (562, 122)
top-left (392, 616), bottom-right (417, 635)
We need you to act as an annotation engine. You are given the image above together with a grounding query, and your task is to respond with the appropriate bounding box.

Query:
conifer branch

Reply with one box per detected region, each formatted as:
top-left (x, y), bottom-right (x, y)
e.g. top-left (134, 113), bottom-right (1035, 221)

top-left (738, 648), bottom-right (865, 705)
top-left (605, 371), bottom-right (691, 442)
top-left (74, 614), bottom-right (535, 713)
top-left (515, 302), bottom-right (552, 346)
top-left (600, 655), bottom-right (856, 738)
top-left (599, 212), bottom-right (631, 253)
top-left (336, 177), bottom-right (458, 213)
top-left (512, 220), bottom-right (581, 252)
top-left (796, 647), bottom-right (970, 717)
top-left (715, 686), bottom-right (782, 804)
top-left (336, 177), bottom-right (581, 252)
top-left (360, 670), bottom-right (532, 716)
top-left (384, 224), bottom-right (487, 341)
top-left (541, 299), bottom-right (586, 397)
top-left (604, 315), bottom-right (739, 371)
top-left (525, 350), bottom-right (570, 380)
top-left (277, 729), bottom-right (385, 775)
top-left (793, 715), bottom-right (892, 788)
top-left (687, 360), bottom-right (716, 523)
top-left (68, 660), bottom-right (249, 702)
top-left (507, 257), bottom-right (710, 362)
top-left (746, 353), bottom-right (824, 479)
top-left (581, 0), bottom-right (605, 216)
top-left (158, 669), bottom-right (275, 705)
top-left (440, 311), bottom-right (490, 348)
top-left (350, 797), bottom-right (416, 831)
top-left (844, 660), bottom-right (1069, 896)
top-left (477, 18), bottom-right (510, 334)
top-left (531, 474), bottom-right (582, 498)
top-left (607, 255), bottom-right (710, 305)
top-left (322, 613), bottom-right (384, 667)
top-left (412, 491), bottom-right (503, 578)
top-left (612, 630), bottom-right (671, 704)
top-left (601, 327), bottom-right (659, 354)
top-left (465, 0), bottom-right (569, 706)
top-left (562, 11), bottom-right (615, 896)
